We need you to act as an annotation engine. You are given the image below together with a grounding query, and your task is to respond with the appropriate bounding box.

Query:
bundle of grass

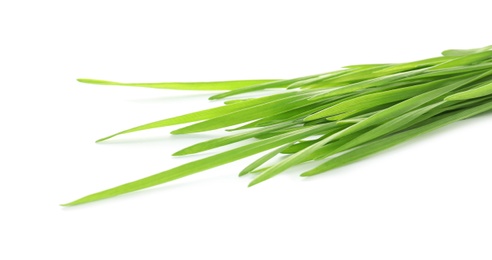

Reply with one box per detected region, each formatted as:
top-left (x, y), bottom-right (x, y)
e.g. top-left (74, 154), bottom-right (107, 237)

top-left (64, 45), bottom-right (492, 206)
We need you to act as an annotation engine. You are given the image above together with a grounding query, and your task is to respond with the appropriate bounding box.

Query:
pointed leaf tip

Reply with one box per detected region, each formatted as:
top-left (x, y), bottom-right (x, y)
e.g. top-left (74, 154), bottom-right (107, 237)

top-left (247, 179), bottom-right (261, 187)
top-left (77, 78), bottom-right (119, 85)
top-left (172, 150), bottom-right (188, 156)
top-left (96, 135), bottom-right (115, 143)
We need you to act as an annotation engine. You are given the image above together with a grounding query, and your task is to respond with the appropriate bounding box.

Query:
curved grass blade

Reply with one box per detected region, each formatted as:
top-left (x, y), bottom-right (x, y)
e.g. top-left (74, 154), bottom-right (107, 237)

top-left (312, 65), bottom-right (393, 88)
top-left (286, 70), bottom-right (349, 89)
top-left (343, 64), bottom-right (392, 69)
top-left (77, 78), bottom-right (280, 91)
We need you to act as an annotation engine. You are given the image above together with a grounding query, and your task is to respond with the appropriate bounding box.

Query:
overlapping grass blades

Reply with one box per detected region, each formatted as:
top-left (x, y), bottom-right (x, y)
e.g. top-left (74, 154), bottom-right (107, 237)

top-left (65, 45), bottom-right (492, 206)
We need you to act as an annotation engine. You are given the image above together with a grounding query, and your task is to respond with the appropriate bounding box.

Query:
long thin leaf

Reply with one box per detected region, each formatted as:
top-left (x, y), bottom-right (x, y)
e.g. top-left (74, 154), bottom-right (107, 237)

top-left (63, 123), bottom-right (337, 206)
top-left (374, 56), bottom-right (450, 74)
top-left (171, 91), bottom-right (321, 134)
top-left (445, 81), bottom-right (492, 101)
top-left (238, 144), bottom-right (293, 176)
top-left (428, 50), bottom-right (492, 70)
top-left (209, 74), bottom-right (324, 100)
top-left (441, 45), bottom-right (492, 57)
top-left (77, 78), bottom-right (280, 91)
top-left (305, 79), bottom-right (451, 121)
top-left (96, 91), bottom-right (299, 142)
top-left (173, 121), bottom-right (298, 156)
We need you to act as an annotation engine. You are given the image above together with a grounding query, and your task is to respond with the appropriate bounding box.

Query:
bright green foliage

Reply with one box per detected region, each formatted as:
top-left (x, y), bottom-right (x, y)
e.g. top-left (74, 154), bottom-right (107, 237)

top-left (65, 45), bottom-right (492, 206)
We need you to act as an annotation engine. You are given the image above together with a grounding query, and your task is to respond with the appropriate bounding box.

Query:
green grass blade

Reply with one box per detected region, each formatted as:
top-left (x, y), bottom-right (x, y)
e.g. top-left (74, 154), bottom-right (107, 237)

top-left (404, 62), bottom-right (492, 81)
top-left (333, 102), bottom-right (445, 153)
top-left (305, 80), bottom-right (448, 121)
top-left (445, 81), bottom-right (492, 101)
top-left (248, 135), bottom-right (334, 187)
top-left (281, 140), bottom-right (318, 154)
top-left (428, 50), bottom-right (492, 70)
top-left (171, 91), bottom-right (320, 134)
top-left (77, 78), bottom-right (280, 91)
top-left (325, 103), bottom-right (397, 121)
top-left (173, 121), bottom-right (298, 156)
top-left (309, 69), bottom-right (425, 101)
top-left (96, 91), bottom-right (299, 142)
top-left (374, 56), bottom-right (450, 74)
top-left (225, 102), bottom-right (329, 131)
top-left (280, 126), bottom-right (348, 154)
top-left (209, 74), bottom-right (323, 100)
top-left (442, 95), bottom-right (492, 112)
top-left (63, 123), bottom-right (336, 206)
top-left (252, 125), bottom-right (308, 139)
top-left (441, 45), bottom-right (492, 57)
top-left (238, 144), bottom-right (293, 176)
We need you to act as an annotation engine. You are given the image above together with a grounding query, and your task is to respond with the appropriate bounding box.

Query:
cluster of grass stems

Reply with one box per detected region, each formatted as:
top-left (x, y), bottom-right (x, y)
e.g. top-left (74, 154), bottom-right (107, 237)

top-left (64, 45), bottom-right (492, 206)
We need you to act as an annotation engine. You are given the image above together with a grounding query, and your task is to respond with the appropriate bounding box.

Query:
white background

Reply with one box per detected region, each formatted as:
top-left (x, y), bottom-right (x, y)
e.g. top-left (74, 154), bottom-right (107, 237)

top-left (1, 0), bottom-right (492, 259)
